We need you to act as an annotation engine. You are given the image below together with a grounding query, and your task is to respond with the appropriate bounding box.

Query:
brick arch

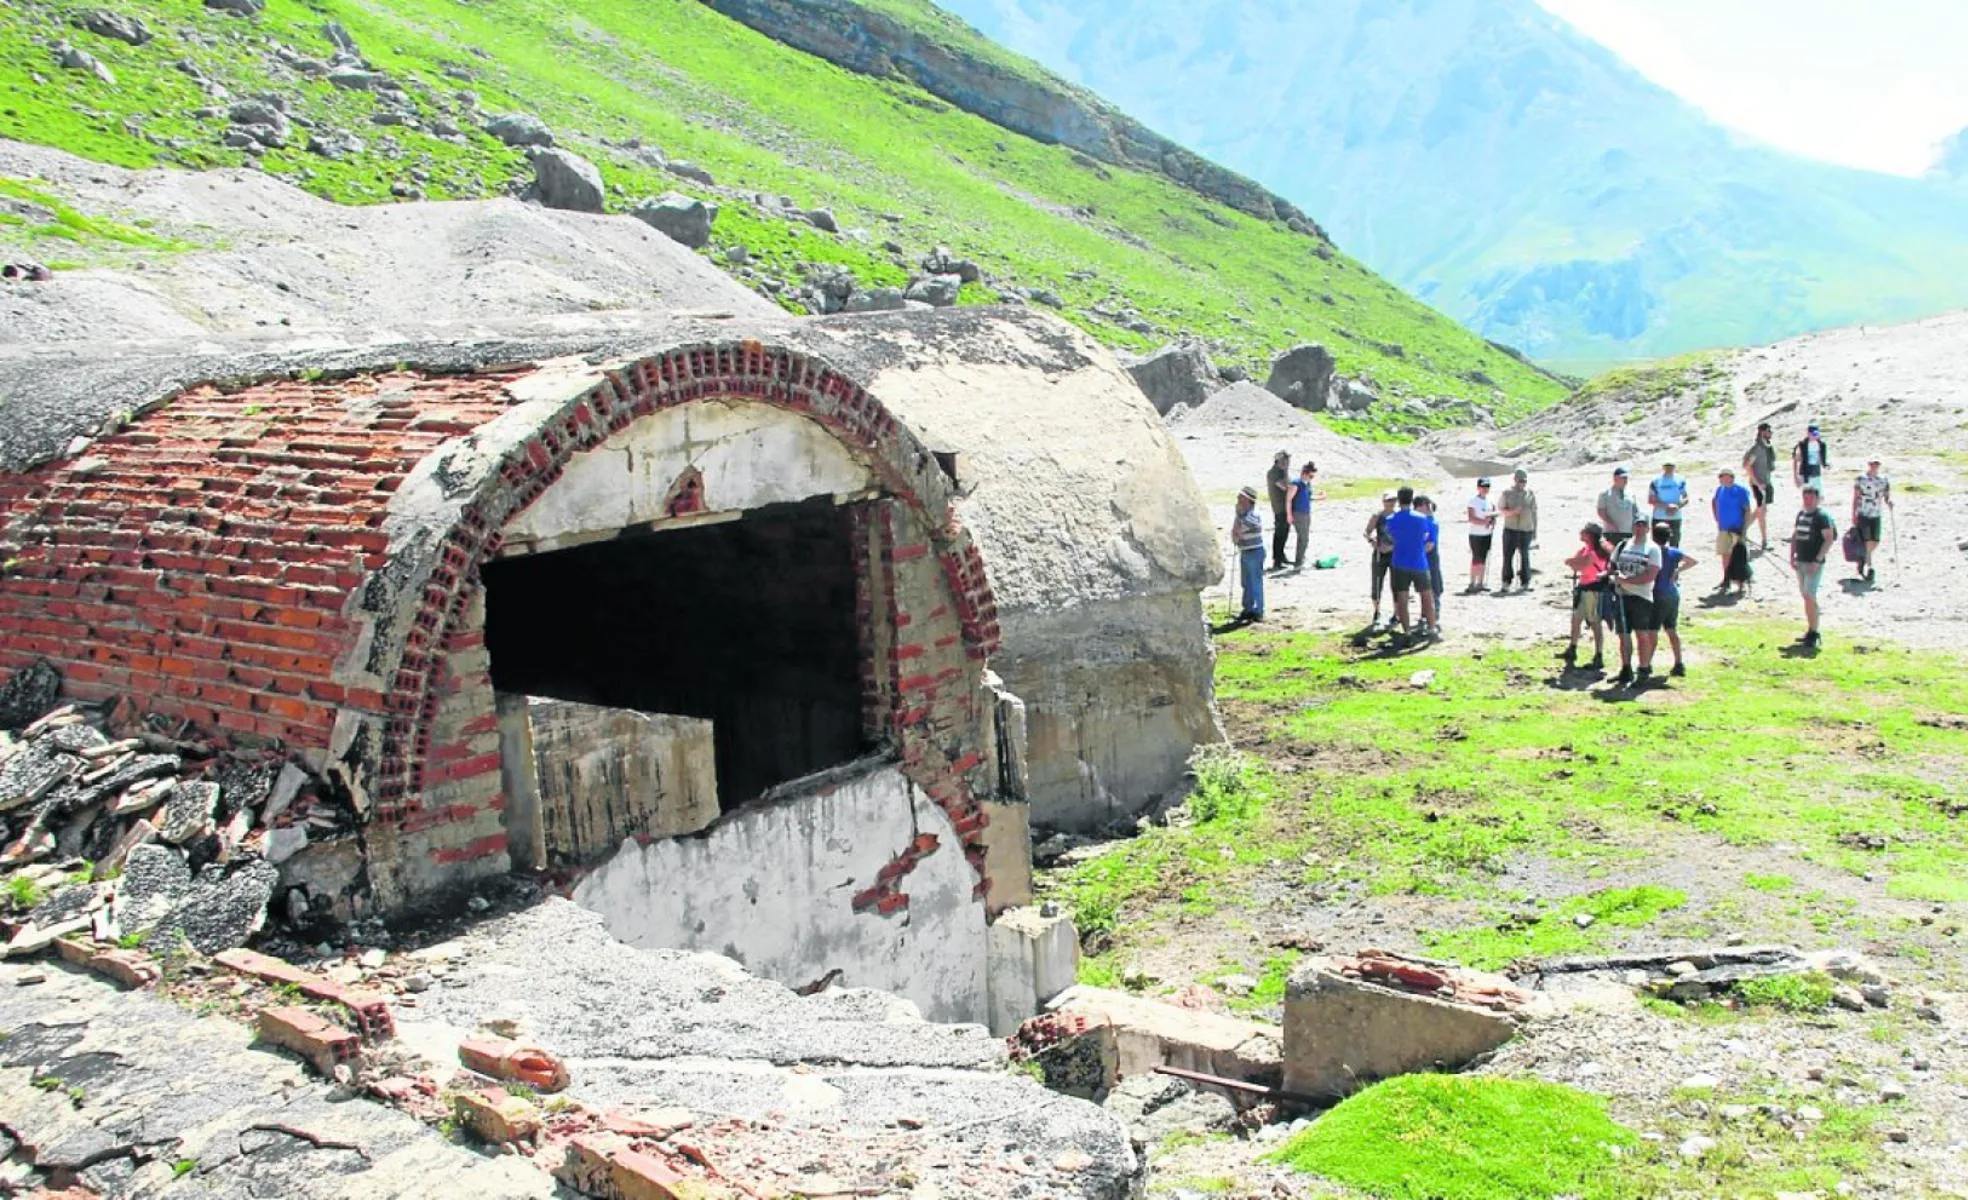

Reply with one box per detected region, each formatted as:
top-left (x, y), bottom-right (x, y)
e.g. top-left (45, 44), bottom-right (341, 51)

top-left (370, 341), bottom-right (1004, 822)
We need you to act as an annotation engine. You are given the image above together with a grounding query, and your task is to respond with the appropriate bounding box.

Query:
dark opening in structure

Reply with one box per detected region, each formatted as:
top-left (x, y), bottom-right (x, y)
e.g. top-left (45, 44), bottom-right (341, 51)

top-left (483, 499), bottom-right (872, 809)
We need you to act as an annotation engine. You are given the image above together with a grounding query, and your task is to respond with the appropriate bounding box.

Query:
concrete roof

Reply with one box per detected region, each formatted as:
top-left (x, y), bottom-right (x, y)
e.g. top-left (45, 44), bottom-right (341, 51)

top-left (0, 307), bottom-right (1219, 612)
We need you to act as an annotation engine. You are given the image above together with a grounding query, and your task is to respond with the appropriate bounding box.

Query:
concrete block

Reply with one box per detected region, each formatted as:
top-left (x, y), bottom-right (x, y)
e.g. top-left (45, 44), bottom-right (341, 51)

top-left (1282, 959), bottom-right (1519, 1099)
top-left (985, 905), bottom-right (1078, 1036)
top-left (1030, 985), bottom-right (1281, 1098)
top-left (978, 799), bottom-right (1034, 916)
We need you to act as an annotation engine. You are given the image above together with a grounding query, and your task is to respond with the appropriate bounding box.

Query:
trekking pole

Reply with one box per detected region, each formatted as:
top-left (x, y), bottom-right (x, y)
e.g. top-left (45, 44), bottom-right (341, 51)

top-left (1889, 508), bottom-right (1900, 567)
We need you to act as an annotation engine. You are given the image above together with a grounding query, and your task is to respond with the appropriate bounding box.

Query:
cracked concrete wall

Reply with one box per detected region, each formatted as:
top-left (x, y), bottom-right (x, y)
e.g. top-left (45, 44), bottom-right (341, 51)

top-left (500, 400), bottom-right (877, 554)
top-left (570, 764), bottom-right (987, 1026)
top-left (995, 590), bottom-right (1222, 832)
top-left (523, 699), bottom-right (720, 865)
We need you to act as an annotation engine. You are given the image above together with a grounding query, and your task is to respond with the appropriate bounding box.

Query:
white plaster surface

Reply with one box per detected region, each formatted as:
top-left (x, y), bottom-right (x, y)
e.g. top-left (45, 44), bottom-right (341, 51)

top-left (985, 906), bottom-right (1080, 1036)
top-left (570, 765), bottom-right (990, 1026)
top-left (503, 400), bottom-right (877, 549)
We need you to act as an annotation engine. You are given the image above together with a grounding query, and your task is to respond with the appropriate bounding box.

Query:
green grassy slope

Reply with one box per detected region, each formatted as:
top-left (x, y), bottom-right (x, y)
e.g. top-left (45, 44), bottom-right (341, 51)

top-left (0, 0), bottom-right (1567, 427)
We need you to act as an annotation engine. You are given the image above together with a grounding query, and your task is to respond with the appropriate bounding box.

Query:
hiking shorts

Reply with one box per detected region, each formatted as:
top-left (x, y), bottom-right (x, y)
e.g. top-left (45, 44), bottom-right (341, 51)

top-left (1469, 534), bottom-right (1493, 563)
top-left (1573, 585), bottom-right (1607, 625)
top-left (1392, 567), bottom-right (1429, 597)
top-left (1716, 529), bottom-right (1744, 559)
top-left (1619, 592), bottom-right (1658, 633)
top-left (1752, 482), bottom-right (1774, 507)
top-left (1857, 515), bottom-right (1883, 543)
top-left (1656, 592), bottom-right (1681, 630)
top-left (1796, 561), bottom-right (1825, 598)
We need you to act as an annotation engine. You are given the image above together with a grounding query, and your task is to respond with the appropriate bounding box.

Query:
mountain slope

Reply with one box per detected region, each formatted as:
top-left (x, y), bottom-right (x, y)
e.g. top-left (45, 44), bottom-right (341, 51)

top-left (936, 0), bottom-right (1968, 367)
top-left (0, 0), bottom-right (1565, 426)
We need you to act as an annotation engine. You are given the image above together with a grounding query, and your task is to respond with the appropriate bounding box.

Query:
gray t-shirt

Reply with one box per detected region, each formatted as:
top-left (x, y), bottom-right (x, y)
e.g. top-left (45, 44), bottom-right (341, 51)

top-left (1598, 488), bottom-right (1639, 535)
top-left (1614, 541), bottom-right (1661, 599)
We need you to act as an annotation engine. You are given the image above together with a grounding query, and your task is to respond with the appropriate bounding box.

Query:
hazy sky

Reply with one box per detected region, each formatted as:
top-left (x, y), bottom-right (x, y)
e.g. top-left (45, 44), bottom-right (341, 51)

top-left (1537, 0), bottom-right (1968, 176)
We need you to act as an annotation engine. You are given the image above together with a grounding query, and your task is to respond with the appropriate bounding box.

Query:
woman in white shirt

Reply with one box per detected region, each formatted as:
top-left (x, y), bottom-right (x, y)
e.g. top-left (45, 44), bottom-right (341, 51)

top-left (1466, 478), bottom-right (1498, 593)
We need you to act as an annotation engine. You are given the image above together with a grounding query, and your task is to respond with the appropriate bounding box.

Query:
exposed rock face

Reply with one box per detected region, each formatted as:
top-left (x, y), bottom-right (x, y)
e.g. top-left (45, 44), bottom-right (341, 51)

top-left (203, 0), bottom-right (264, 15)
top-left (1119, 340), bottom-right (1218, 415)
top-left (1263, 342), bottom-right (1337, 412)
top-left (905, 273), bottom-right (962, 306)
top-left (526, 148), bottom-right (604, 213)
top-left (630, 191), bottom-right (718, 248)
top-left (72, 9), bottom-right (153, 44)
top-left (698, 0), bottom-right (1324, 235)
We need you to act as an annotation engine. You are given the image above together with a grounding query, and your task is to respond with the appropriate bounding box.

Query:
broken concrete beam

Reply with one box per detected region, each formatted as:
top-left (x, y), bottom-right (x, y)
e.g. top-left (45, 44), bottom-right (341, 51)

top-left (1282, 957), bottom-right (1521, 1099)
top-left (215, 947), bottom-right (397, 1041)
top-left (1024, 986), bottom-right (1282, 1100)
top-left (452, 1087), bottom-right (542, 1144)
top-left (985, 905), bottom-right (1080, 1036)
top-left (258, 1005), bottom-right (361, 1076)
top-left (459, 1035), bottom-right (571, 1093)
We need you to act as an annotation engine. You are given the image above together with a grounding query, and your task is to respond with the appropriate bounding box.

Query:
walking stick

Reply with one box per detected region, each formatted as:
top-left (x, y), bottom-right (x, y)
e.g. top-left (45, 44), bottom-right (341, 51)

top-left (1889, 507), bottom-right (1899, 567)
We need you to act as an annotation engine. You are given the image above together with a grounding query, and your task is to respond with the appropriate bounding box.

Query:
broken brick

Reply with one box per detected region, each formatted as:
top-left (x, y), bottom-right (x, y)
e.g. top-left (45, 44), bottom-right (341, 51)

top-left (460, 1035), bottom-right (570, 1093)
top-left (452, 1087), bottom-right (542, 1144)
top-left (216, 947), bottom-right (397, 1040)
top-left (257, 1005), bottom-right (361, 1076)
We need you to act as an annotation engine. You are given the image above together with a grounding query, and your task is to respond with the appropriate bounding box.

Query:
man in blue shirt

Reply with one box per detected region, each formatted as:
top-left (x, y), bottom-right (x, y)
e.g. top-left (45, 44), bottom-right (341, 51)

top-left (1384, 486), bottom-right (1437, 639)
top-left (1651, 522), bottom-right (1697, 678)
top-left (1711, 468), bottom-right (1754, 595)
top-left (1649, 461), bottom-right (1689, 547)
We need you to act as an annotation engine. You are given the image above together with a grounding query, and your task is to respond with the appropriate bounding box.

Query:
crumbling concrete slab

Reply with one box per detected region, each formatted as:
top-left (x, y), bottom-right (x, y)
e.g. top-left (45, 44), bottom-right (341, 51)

top-left (985, 904), bottom-right (1079, 1036)
top-left (1023, 985), bottom-right (1283, 1099)
top-left (1283, 953), bottom-right (1532, 1099)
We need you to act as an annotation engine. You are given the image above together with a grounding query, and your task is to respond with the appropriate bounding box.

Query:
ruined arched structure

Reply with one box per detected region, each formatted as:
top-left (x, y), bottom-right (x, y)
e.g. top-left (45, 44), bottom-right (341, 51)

top-left (0, 307), bottom-right (1220, 1025)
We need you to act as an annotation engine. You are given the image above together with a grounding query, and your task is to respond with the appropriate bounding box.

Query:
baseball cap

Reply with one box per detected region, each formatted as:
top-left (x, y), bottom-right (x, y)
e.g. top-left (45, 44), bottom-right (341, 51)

top-left (1477, 477), bottom-right (1492, 487)
top-left (1802, 482), bottom-right (1821, 494)
top-left (1381, 489), bottom-right (1398, 501)
top-left (1513, 468), bottom-right (1528, 480)
top-left (1612, 466), bottom-right (1629, 477)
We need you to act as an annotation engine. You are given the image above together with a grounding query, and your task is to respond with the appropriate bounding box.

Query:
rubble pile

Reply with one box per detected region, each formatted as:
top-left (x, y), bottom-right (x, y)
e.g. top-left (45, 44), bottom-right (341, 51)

top-left (0, 659), bottom-right (355, 959)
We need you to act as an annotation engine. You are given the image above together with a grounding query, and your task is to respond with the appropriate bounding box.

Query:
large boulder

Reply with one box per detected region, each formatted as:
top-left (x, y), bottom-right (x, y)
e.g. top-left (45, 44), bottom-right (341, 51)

top-left (526, 148), bottom-right (604, 213)
top-left (72, 9), bottom-right (153, 44)
top-left (631, 192), bottom-right (718, 249)
top-left (1263, 343), bottom-right (1338, 412)
top-left (1334, 376), bottom-right (1378, 412)
top-left (843, 286), bottom-right (907, 313)
top-left (1119, 341), bottom-right (1218, 416)
top-left (905, 274), bottom-right (962, 307)
top-left (923, 244), bottom-right (982, 283)
top-left (484, 111), bottom-right (553, 148)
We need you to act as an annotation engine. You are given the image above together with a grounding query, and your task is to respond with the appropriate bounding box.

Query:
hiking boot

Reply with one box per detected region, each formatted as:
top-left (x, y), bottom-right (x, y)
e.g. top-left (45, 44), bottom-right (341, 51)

top-left (1866, 567), bottom-right (1876, 583)
top-left (1561, 644), bottom-right (1577, 664)
top-left (1635, 667), bottom-right (1653, 686)
top-left (1804, 630), bottom-right (1821, 649)
top-left (1588, 654), bottom-right (1604, 672)
top-left (1670, 662), bottom-right (1686, 678)
top-left (1614, 668), bottom-right (1635, 687)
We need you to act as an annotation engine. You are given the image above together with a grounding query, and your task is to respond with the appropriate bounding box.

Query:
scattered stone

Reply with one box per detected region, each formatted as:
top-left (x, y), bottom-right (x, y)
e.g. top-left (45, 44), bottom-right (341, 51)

top-left (1832, 985), bottom-right (1868, 1012)
top-left (1681, 1073), bottom-right (1720, 1090)
top-left (1880, 1082), bottom-right (1908, 1102)
top-left (1, 261), bottom-right (55, 283)
top-left (1029, 288), bottom-right (1064, 308)
top-left (1118, 341), bottom-right (1218, 416)
top-left (630, 192), bottom-right (717, 249)
top-left (1677, 1135), bottom-right (1716, 1160)
top-left (802, 208), bottom-right (840, 233)
top-left (484, 111), bottom-right (553, 147)
top-left (306, 130), bottom-right (364, 160)
top-left (905, 274), bottom-right (962, 307)
top-left (1797, 1105), bottom-right (1825, 1121)
top-left (923, 244), bottom-right (982, 283)
top-left (403, 972), bottom-right (434, 993)
top-left (840, 286), bottom-right (906, 313)
top-left (72, 9), bottom-right (153, 45)
top-left (52, 40), bottom-right (115, 87)
top-left (359, 947), bottom-right (387, 969)
top-left (263, 822), bottom-right (308, 864)
top-left (1719, 1104), bottom-right (1753, 1121)
top-left (1409, 669), bottom-right (1436, 689)
top-left (327, 66), bottom-right (390, 91)
top-left (1665, 960), bottom-right (1699, 978)
top-left (203, 0), bottom-right (265, 15)
top-left (666, 160), bottom-right (715, 185)
top-left (1573, 913), bottom-right (1595, 929)
top-left (1264, 344), bottom-right (1338, 412)
top-left (1216, 974), bottom-right (1258, 998)
top-left (525, 148), bottom-right (604, 213)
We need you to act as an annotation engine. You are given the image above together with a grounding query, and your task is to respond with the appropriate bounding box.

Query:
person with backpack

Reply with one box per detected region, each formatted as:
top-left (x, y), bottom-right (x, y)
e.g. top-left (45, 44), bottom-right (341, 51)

top-left (1498, 468), bottom-right (1538, 592)
top-left (1792, 425), bottom-right (1830, 494)
top-left (1743, 423), bottom-right (1779, 549)
top-left (1611, 520), bottom-right (1662, 687)
top-left (1287, 460), bottom-right (1324, 570)
top-left (1648, 461), bottom-right (1689, 547)
top-left (1712, 468), bottom-right (1754, 595)
top-left (1364, 491), bottom-right (1397, 630)
top-left (1790, 482), bottom-right (1836, 649)
top-left (1465, 477), bottom-right (1497, 593)
top-left (1597, 467), bottom-right (1640, 547)
top-left (1850, 459), bottom-right (1893, 584)
top-left (1232, 486), bottom-right (1266, 623)
top-left (1651, 522), bottom-right (1696, 677)
top-left (1562, 523), bottom-right (1616, 672)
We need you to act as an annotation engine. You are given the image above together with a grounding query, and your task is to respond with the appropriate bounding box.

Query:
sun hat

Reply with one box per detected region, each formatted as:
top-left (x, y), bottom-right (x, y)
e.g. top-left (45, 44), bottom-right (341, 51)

top-left (1239, 486), bottom-right (1258, 501)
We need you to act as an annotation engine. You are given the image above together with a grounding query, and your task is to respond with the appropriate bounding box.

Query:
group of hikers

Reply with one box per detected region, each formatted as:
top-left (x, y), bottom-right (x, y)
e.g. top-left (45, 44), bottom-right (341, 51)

top-left (1229, 424), bottom-right (1896, 680)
